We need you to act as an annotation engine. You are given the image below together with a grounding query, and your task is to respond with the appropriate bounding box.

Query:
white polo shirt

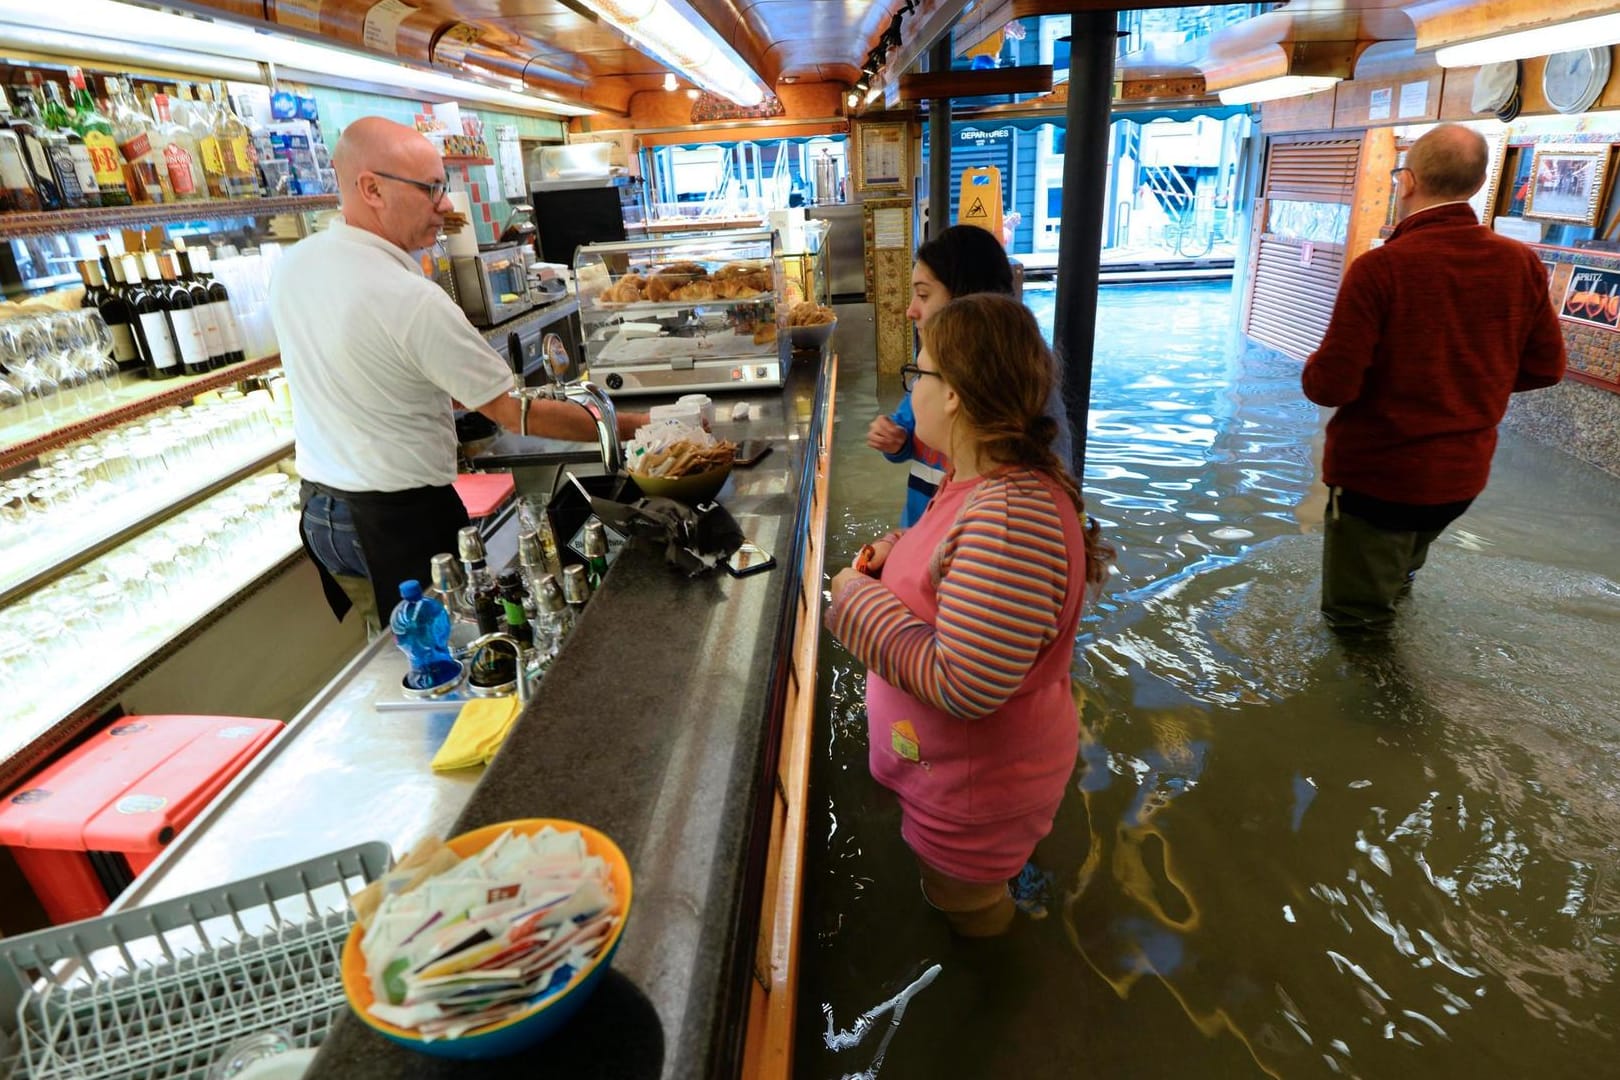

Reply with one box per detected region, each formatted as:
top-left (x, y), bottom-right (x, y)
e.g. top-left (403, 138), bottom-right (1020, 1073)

top-left (269, 221), bottom-right (514, 492)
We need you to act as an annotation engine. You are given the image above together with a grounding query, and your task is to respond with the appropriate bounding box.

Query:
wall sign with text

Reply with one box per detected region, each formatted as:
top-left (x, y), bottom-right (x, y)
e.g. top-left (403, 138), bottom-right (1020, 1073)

top-left (1559, 264), bottom-right (1620, 330)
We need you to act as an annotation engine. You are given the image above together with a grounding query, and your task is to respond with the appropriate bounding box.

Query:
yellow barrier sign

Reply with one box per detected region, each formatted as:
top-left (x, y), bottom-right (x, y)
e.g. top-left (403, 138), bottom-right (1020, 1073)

top-left (957, 166), bottom-right (1003, 239)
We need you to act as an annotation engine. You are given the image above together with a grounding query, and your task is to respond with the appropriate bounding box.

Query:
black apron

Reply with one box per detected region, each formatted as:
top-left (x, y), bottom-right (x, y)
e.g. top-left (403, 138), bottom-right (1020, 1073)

top-left (298, 479), bottom-right (471, 621)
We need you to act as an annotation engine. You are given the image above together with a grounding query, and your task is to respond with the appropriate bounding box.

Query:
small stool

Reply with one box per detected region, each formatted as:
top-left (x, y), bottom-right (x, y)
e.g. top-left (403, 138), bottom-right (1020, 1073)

top-left (0, 714), bottom-right (283, 924)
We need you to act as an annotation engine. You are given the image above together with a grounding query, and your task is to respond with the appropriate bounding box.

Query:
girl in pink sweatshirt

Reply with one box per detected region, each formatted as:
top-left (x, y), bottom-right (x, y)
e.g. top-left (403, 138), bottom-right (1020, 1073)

top-left (827, 294), bottom-right (1111, 936)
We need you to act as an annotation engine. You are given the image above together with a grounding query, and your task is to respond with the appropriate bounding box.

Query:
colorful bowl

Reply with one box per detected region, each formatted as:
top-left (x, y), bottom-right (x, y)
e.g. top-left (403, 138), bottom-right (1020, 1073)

top-left (627, 460), bottom-right (733, 504)
top-left (340, 819), bottom-right (632, 1060)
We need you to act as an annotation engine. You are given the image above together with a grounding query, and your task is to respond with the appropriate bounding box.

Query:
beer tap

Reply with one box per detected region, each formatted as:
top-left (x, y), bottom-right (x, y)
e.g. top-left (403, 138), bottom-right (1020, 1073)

top-left (505, 331), bottom-right (623, 474)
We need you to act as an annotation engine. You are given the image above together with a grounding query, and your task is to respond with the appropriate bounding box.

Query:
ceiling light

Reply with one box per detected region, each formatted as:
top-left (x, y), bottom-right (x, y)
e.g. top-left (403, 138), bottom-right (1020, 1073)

top-left (1204, 41), bottom-right (1352, 107)
top-left (663, 71), bottom-right (677, 91)
top-left (1217, 75), bottom-right (1342, 106)
top-left (847, 91), bottom-right (859, 108)
top-left (1433, 14), bottom-right (1620, 67)
top-left (686, 88), bottom-right (700, 99)
top-left (864, 84), bottom-right (882, 105)
top-left (580, 0), bottom-right (766, 106)
top-left (0, 0), bottom-right (596, 116)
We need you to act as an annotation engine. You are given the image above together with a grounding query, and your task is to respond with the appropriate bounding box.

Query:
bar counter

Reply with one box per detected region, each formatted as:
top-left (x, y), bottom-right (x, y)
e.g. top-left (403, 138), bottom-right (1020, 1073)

top-left (111, 347), bottom-right (834, 1079)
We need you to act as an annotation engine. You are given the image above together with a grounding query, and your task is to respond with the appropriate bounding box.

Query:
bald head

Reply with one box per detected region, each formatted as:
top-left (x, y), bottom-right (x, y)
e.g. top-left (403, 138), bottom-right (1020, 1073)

top-left (1406, 124), bottom-right (1489, 201)
top-left (333, 117), bottom-right (431, 196)
top-left (331, 116), bottom-right (449, 252)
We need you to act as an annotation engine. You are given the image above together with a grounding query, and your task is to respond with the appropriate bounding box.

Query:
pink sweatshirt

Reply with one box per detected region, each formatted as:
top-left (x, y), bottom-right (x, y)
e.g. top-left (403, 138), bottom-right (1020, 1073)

top-left (826, 468), bottom-right (1086, 825)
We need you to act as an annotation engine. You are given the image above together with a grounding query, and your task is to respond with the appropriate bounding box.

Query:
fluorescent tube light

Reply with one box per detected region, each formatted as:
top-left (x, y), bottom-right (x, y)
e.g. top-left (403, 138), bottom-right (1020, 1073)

top-left (0, 0), bottom-right (596, 116)
top-left (580, 0), bottom-right (767, 106)
top-left (1434, 14), bottom-right (1620, 67)
top-left (1217, 75), bottom-right (1342, 106)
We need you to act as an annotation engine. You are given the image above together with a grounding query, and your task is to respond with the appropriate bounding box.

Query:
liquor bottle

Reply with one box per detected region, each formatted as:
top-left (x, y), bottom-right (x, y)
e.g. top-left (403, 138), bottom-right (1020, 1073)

top-left (154, 251), bottom-right (210, 376)
top-left (497, 569), bottom-right (530, 636)
top-left (83, 257), bottom-right (142, 371)
top-left (38, 79), bottom-right (100, 208)
top-left (186, 246), bottom-right (245, 365)
top-left (583, 519), bottom-right (610, 590)
top-left (187, 83), bottom-right (229, 199)
top-left (149, 92), bottom-right (204, 201)
top-left (530, 573), bottom-right (574, 665)
top-left (209, 82), bottom-right (257, 199)
top-left (69, 67), bottom-right (130, 206)
top-left (560, 565), bottom-right (591, 616)
top-left (456, 526), bottom-right (503, 636)
top-left (122, 253), bottom-right (180, 379)
top-left (174, 248), bottom-right (226, 369)
top-left (6, 86), bottom-right (65, 210)
top-left (0, 91), bottom-right (43, 212)
top-left (107, 78), bottom-right (166, 203)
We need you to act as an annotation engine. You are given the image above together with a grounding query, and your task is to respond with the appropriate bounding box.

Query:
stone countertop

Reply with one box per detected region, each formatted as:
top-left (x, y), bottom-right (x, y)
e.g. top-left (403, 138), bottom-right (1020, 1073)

top-left (305, 351), bottom-right (831, 1078)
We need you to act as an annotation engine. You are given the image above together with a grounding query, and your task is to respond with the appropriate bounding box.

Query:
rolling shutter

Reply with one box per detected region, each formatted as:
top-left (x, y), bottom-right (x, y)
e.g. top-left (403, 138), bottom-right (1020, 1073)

top-left (1243, 136), bottom-right (1362, 360)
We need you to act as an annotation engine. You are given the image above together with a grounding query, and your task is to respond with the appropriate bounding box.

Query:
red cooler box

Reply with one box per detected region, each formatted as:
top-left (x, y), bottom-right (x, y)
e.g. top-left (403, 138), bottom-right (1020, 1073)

top-left (0, 714), bottom-right (283, 924)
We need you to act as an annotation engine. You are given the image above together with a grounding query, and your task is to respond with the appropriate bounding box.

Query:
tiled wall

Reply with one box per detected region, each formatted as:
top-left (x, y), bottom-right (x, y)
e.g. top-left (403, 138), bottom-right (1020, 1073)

top-left (298, 85), bottom-right (565, 245)
top-left (302, 86), bottom-right (566, 150)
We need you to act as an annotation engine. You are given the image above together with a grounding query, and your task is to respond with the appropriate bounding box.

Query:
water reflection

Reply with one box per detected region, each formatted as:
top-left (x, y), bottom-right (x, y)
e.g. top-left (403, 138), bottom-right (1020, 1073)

top-left (801, 284), bottom-right (1620, 1079)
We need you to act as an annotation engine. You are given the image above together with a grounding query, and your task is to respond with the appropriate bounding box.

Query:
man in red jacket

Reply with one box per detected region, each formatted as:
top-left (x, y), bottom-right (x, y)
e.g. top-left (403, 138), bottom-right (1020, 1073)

top-left (1303, 124), bottom-right (1566, 632)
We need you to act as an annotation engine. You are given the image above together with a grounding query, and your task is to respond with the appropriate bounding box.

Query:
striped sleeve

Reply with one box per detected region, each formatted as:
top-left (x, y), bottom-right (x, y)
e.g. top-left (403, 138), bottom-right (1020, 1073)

top-left (826, 474), bottom-right (1072, 719)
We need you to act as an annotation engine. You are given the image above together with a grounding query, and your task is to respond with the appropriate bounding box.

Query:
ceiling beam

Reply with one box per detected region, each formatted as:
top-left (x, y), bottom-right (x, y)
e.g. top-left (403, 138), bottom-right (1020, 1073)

top-left (898, 64), bottom-right (1054, 101)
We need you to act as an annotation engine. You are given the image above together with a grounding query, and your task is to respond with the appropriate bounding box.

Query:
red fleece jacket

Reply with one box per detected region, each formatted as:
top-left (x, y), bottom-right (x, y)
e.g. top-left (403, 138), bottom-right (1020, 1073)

top-left (1302, 203), bottom-right (1566, 504)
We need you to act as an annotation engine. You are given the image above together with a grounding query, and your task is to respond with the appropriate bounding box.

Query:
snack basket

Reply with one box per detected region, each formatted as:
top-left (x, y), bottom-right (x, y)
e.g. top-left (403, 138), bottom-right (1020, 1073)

top-left (0, 842), bottom-right (391, 1080)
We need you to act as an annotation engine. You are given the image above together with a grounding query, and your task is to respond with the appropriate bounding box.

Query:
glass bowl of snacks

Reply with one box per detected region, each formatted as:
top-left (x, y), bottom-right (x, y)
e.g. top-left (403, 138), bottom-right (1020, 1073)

top-left (340, 819), bottom-right (632, 1059)
top-left (787, 301), bottom-right (837, 350)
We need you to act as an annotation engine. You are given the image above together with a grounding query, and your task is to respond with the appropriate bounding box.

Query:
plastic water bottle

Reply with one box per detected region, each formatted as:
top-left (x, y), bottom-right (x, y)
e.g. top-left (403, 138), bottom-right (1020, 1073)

top-left (391, 579), bottom-right (458, 690)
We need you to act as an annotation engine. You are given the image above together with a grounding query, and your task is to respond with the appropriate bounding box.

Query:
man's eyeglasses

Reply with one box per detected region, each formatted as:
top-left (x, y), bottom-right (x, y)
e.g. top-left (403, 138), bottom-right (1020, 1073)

top-left (371, 171), bottom-right (449, 203)
top-left (900, 363), bottom-right (942, 392)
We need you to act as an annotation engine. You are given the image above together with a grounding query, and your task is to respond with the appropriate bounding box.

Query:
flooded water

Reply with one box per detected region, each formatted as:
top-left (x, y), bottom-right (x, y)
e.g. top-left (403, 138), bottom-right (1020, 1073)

top-left (798, 282), bottom-right (1620, 1079)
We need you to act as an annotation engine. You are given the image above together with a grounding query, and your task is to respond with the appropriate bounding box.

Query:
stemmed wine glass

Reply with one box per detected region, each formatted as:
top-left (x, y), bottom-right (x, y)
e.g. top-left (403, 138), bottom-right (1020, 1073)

top-left (71, 310), bottom-right (121, 409)
top-left (44, 312), bottom-right (97, 417)
top-left (0, 318), bottom-right (63, 425)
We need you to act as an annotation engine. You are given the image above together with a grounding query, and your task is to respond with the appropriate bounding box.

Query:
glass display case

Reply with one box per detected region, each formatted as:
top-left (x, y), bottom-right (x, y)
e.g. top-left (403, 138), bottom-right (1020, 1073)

top-left (575, 227), bottom-right (794, 395)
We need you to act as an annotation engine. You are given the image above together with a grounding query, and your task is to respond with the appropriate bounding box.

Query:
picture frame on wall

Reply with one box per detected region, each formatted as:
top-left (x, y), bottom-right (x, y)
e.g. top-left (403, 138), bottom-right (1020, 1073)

top-left (1499, 143), bottom-right (1536, 219)
top-left (853, 121), bottom-right (908, 193)
top-left (1472, 132), bottom-right (1508, 228)
top-left (1525, 145), bottom-right (1615, 226)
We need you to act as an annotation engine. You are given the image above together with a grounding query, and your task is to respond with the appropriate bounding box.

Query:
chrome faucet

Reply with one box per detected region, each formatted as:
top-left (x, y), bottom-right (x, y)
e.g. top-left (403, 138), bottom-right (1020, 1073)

top-left (466, 631), bottom-right (538, 704)
top-left (508, 374), bottom-right (622, 474)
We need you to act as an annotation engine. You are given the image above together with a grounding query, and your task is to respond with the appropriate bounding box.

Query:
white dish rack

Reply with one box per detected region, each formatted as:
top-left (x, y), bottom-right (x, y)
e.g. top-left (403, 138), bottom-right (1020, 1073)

top-left (0, 842), bottom-right (390, 1080)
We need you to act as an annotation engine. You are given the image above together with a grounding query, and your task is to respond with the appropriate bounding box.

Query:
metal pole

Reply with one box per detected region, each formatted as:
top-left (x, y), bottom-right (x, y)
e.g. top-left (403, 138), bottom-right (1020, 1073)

top-left (928, 38), bottom-right (952, 240)
top-left (1051, 11), bottom-right (1117, 477)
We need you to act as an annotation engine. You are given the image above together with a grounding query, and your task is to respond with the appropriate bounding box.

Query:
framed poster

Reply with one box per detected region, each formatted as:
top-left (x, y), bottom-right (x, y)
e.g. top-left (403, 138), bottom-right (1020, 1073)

top-left (1525, 145), bottom-right (1614, 225)
top-left (854, 122), bottom-right (907, 193)
top-left (1472, 132), bottom-right (1508, 228)
top-left (1558, 264), bottom-right (1620, 330)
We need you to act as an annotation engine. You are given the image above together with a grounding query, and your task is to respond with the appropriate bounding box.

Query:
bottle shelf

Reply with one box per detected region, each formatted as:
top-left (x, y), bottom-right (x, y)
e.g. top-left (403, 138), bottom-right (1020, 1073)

top-left (0, 354), bottom-right (282, 471)
top-left (0, 195), bottom-right (338, 241)
top-left (0, 435), bottom-right (294, 608)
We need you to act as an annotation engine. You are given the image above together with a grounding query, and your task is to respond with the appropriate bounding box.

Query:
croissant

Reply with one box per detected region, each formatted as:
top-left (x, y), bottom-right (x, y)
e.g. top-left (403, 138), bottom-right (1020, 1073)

top-left (715, 260), bottom-right (763, 280)
top-left (671, 280), bottom-right (719, 301)
top-left (714, 279), bottom-right (761, 300)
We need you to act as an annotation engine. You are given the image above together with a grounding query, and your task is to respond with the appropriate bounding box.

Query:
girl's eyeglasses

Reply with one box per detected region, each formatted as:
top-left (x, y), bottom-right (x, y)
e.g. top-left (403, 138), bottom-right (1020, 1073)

top-left (900, 363), bottom-right (942, 392)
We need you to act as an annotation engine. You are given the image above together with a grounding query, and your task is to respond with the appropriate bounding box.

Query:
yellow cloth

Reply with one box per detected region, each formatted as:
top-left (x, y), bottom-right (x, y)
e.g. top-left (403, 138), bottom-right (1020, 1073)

top-left (431, 696), bottom-right (521, 772)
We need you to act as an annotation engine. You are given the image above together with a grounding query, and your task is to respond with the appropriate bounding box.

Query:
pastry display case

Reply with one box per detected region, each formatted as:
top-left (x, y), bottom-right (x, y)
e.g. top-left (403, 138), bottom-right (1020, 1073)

top-left (575, 228), bottom-right (794, 395)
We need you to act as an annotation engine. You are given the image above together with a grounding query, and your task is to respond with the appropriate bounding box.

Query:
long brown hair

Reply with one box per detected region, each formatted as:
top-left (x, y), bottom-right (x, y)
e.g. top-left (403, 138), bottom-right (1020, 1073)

top-left (920, 293), bottom-right (1114, 585)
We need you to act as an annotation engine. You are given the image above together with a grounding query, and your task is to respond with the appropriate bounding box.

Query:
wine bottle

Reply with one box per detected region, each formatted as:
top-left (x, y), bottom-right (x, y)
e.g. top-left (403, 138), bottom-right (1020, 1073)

top-left (153, 251), bottom-right (210, 376)
top-left (123, 253), bottom-right (180, 379)
top-left (69, 67), bottom-right (130, 206)
top-left (188, 247), bottom-right (245, 365)
top-left (86, 257), bottom-right (142, 372)
top-left (175, 248), bottom-right (227, 369)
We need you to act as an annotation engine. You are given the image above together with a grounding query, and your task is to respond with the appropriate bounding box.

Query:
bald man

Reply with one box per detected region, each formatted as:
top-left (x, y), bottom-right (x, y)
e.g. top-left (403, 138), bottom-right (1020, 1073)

top-left (271, 117), bottom-right (646, 625)
top-left (1302, 123), bottom-right (1566, 634)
